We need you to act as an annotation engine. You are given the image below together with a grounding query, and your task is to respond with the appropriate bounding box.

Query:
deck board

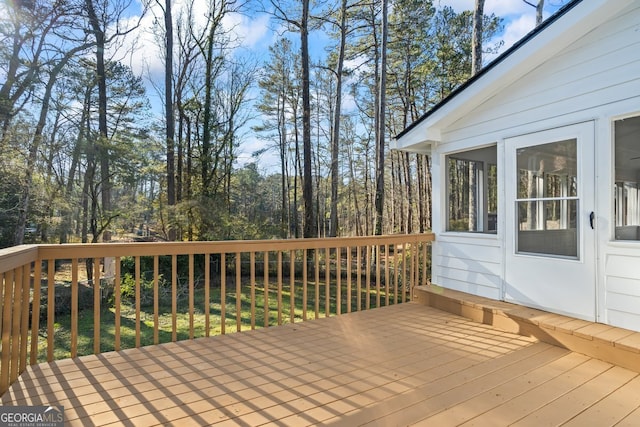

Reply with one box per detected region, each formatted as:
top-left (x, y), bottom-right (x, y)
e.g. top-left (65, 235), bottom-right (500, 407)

top-left (2, 302), bottom-right (640, 426)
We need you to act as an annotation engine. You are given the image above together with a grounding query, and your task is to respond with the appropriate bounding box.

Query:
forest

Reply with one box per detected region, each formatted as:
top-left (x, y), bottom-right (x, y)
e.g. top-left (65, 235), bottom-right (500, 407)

top-left (0, 0), bottom-right (550, 248)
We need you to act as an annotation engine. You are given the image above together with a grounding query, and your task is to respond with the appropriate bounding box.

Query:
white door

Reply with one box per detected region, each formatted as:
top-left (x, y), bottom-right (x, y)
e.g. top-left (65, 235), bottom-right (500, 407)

top-left (504, 122), bottom-right (596, 321)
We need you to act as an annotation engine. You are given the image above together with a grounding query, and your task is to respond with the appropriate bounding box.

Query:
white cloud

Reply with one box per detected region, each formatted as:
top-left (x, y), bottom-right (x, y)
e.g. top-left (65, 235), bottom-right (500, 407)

top-left (500, 13), bottom-right (537, 50)
top-left (223, 12), bottom-right (271, 50)
top-left (439, 0), bottom-right (532, 17)
top-left (236, 134), bottom-right (280, 173)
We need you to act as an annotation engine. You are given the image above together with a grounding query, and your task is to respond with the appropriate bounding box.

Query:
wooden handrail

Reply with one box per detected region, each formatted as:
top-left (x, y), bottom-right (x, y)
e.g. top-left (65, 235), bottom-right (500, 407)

top-left (0, 233), bottom-right (434, 396)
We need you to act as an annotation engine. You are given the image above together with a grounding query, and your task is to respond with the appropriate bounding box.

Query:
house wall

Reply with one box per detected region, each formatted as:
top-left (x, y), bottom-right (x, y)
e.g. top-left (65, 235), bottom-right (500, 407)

top-left (431, 3), bottom-right (640, 330)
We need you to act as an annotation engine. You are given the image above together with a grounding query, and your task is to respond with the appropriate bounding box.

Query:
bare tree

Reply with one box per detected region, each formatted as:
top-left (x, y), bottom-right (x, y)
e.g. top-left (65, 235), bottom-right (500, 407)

top-left (152, 0), bottom-right (177, 240)
top-left (267, 0), bottom-right (315, 238)
top-left (84, 0), bottom-right (146, 242)
top-left (329, 0), bottom-right (349, 237)
top-left (373, 0), bottom-right (388, 236)
top-left (472, 0), bottom-right (485, 75)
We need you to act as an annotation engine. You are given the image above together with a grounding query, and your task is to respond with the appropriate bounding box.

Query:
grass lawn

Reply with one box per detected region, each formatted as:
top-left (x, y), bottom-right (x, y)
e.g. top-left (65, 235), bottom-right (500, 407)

top-left (32, 276), bottom-right (406, 362)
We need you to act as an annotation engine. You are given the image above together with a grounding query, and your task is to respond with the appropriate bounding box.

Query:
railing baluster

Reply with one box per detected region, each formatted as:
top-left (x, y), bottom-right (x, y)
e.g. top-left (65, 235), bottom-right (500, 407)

top-left (394, 246), bottom-right (399, 305)
top-left (47, 259), bottom-right (54, 362)
top-left (114, 257), bottom-right (121, 351)
top-left (376, 246), bottom-right (381, 308)
top-left (71, 259), bottom-right (78, 358)
top-left (385, 244), bottom-right (390, 307)
top-left (135, 256), bottom-right (141, 348)
top-left (19, 264), bottom-right (29, 374)
top-left (94, 257), bottom-right (101, 354)
top-left (416, 242), bottom-right (419, 301)
top-left (264, 251), bottom-right (269, 328)
top-left (235, 252), bottom-right (241, 332)
top-left (10, 268), bottom-right (21, 384)
top-left (171, 254), bottom-right (177, 342)
top-left (153, 256), bottom-right (159, 345)
top-left (314, 251), bottom-right (320, 319)
top-left (336, 247), bottom-right (341, 316)
top-left (302, 249), bottom-right (307, 321)
top-left (189, 254), bottom-right (194, 339)
top-left (324, 247), bottom-right (330, 317)
top-left (277, 251), bottom-right (283, 326)
top-left (250, 252), bottom-right (256, 330)
top-left (1, 271), bottom-right (12, 393)
top-left (30, 260), bottom-right (41, 365)
top-left (220, 253), bottom-right (225, 335)
top-left (356, 246), bottom-right (362, 311)
top-left (402, 243), bottom-right (408, 303)
top-left (365, 247), bottom-right (371, 310)
top-left (289, 250), bottom-right (295, 324)
top-left (347, 247), bottom-right (352, 313)
top-left (422, 242), bottom-right (428, 286)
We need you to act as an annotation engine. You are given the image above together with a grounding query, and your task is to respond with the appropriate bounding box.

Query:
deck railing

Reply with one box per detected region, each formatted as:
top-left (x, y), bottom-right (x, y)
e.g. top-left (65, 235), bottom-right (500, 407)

top-left (0, 233), bottom-right (433, 395)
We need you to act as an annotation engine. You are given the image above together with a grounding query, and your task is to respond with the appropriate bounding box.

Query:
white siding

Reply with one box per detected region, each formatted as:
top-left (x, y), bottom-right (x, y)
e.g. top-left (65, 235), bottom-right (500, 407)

top-left (430, 3), bottom-right (640, 330)
top-left (433, 235), bottom-right (502, 300)
top-left (604, 249), bottom-right (640, 330)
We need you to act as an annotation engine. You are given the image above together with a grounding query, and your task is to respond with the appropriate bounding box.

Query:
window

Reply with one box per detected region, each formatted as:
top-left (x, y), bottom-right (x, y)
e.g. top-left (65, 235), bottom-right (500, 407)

top-left (516, 139), bottom-right (578, 257)
top-left (614, 115), bottom-right (640, 241)
top-left (446, 145), bottom-right (497, 233)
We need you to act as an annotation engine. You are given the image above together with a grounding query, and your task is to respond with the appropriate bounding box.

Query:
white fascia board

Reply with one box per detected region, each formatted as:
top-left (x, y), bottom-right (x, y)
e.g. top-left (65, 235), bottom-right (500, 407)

top-left (411, 0), bottom-right (633, 132)
top-left (392, 120), bottom-right (440, 153)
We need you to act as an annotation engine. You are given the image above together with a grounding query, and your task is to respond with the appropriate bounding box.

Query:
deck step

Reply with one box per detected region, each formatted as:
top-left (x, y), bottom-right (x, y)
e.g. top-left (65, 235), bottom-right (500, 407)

top-left (414, 285), bottom-right (640, 373)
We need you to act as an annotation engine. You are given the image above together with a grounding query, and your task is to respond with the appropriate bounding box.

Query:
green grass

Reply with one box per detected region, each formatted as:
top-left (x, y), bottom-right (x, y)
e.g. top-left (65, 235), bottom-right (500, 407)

top-left (31, 276), bottom-right (410, 362)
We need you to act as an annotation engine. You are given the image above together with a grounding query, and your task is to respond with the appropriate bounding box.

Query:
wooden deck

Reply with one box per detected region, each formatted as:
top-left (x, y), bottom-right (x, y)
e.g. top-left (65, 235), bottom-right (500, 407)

top-left (3, 303), bottom-right (640, 426)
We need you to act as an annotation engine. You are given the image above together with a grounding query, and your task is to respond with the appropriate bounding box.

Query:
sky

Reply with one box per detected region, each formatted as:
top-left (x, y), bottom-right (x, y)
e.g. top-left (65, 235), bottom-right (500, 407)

top-left (123, 0), bottom-right (567, 172)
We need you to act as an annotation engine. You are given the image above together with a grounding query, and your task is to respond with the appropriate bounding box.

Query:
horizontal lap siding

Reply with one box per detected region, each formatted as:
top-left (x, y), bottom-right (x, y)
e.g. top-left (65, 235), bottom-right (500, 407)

top-left (435, 4), bottom-right (640, 328)
top-left (433, 237), bottom-right (502, 300)
top-left (605, 252), bottom-right (640, 330)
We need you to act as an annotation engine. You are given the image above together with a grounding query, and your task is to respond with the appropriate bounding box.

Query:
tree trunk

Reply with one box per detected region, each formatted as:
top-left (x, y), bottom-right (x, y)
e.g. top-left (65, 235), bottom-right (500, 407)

top-left (85, 0), bottom-right (111, 242)
top-left (536, 0), bottom-right (544, 26)
top-left (301, 0), bottom-right (315, 238)
top-left (374, 0), bottom-right (388, 236)
top-left (472, 0), bottom-right (485, 75)
top-left (165, 0), bottom-right (176, 240)
top-left (329, 0), bottom-right (348, 238)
